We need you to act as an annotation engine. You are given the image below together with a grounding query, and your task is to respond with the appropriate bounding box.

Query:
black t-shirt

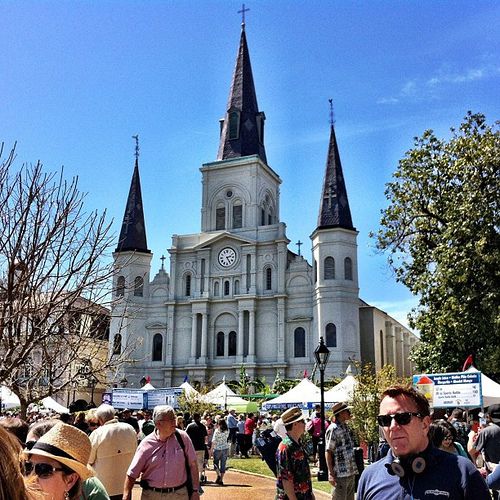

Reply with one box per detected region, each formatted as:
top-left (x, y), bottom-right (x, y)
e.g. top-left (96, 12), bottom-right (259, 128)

top-left (186, 421), bottom-right (208, 450)
top-left (474, 424), bottom-right (500, 463)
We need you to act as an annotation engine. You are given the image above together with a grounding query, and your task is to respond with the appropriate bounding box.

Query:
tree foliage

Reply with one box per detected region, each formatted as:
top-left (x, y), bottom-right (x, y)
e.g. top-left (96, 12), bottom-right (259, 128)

top-left (0, 144), bottom-right (126, 415)
top-left (373, 113), bottom-right (500, 373)
top-left (349, 363), bottom-right (409, 447)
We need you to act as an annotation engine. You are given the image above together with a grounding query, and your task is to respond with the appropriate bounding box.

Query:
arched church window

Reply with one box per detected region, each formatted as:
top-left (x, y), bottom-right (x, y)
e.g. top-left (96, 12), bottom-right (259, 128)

top-left (224, 280), bottom-right (230, 296)
top-left (228, 111), bottom-right (240, 140)
top-left (326, 323), bottom-right (337, 348)
top-left (234, 279), bottom-right (240, 295)
top-left (294, 327), bottom-right (305, 357)
top-left (116, 276), bottom-right (125, 297)
top-left (216, 206), bottom-right (225, 230)
top-left (265, 267), bottom-right (272, 291)
top-left (228, 331), bottom-right (237, 356)
top-left (233, 203), bottom-right (242, 229)
top-left (344, 257), bottom-right (353, 280)
top-left (216, 331), bottom-right (225, 356)
top-left (324, 257), bottom-right (335, 280)
top-left (214, 281), bottom-right (220, 297)
top-left (113, 334), bottom-right (122, 355)
top-left (185, 274), bottom-right (192, 297)
top-left (152, 333), bottom-right (163, 361)
top-left (134, 276), bottom-right (144, 297)
top-left (246, 254), bottom-right (251, 291)
top-left (261, 208), bottom-right (266, 226)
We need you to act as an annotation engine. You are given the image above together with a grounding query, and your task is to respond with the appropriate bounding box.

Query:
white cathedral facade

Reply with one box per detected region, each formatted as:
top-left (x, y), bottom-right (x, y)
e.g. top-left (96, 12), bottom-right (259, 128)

top-left (109, 25), bottom-right (415, 388)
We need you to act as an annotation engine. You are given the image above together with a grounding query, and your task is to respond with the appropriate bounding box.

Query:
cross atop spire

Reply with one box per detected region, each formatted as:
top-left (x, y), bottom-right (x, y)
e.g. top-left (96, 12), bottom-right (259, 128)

top-left (328, 98), bottom-right (335, 127)
top-left (238, 3), bottom-right (250, 28)
top-left (132, 134), bottom-right (140, 161)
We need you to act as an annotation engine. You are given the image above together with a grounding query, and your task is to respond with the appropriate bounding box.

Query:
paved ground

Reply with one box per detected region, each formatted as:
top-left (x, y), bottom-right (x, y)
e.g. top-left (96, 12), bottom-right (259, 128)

top-left (132, 469), bottom-right (331, 499)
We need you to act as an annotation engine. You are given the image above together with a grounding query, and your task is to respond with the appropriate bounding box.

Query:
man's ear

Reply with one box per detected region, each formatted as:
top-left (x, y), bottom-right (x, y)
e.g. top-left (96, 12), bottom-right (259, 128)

top-left (421, 415), bottom-right (432, 435)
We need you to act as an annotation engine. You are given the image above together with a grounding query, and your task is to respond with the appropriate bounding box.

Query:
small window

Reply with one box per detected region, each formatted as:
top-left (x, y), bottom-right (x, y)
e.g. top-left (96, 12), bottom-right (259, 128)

top-left (268, 211), bottom-right (273, 225)
top-left (314, 260), bottom-right (317, 283)
top-left (228, 111), bottom-right (240, 140)
top-left (233, 204), bottom-right (242, 229)
top-left (113, 334), bottom-right (122, 355)
top-left (234, 279), bottom-right (240, 295)
top-left (200, 259), bottom-right (205, 294)
top-left (117, 276), bottom-right (125, 297)
top-left (134, 276), bottom-right (144, 297)
top-left (324, 257), bottom-right (335, 280)
top-left (326, 323), bottom-right (337, 348)
top-left (185, 274), bottom-right (192, 297)
top-left (152, 333), bottom-right (163, 361)
top-left (216, 331), bottom-right (225, 356)
top-left (216, 207), bottom-right (225, 230)
top-left (344, 257), bottom-right (353, 281)
top-left (294, 327), bottom-right (306, 357)
top-left (224, 280), bottom-right (230, 296)
top-left (261, 208), bottom-right (266, 226)
top-left (246, 254), bottom-right (251, 291)
top-left (214, 281), bottom-right (220, 297)
top-left (228, 331), bottom-right (237, 356)
top-left (265, 267), bottom-right (272, 291)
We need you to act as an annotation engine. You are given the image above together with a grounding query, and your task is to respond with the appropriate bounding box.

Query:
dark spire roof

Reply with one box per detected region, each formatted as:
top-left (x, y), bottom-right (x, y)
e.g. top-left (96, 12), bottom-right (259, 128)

top-left (316, 124), bottom-right (355, 231)
top-left (116, 158), bottom-right (150, 253)
top-left (217, 25), bottom-right (267, 164)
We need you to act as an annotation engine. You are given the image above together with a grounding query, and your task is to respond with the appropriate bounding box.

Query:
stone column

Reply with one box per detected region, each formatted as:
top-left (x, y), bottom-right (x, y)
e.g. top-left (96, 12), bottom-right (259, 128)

top-left (248, 309), bottom-right (256, 361)
top-left (201, 313), bottom-right (208, 360)
top-left (237, 309), bottom-right (244, 362)
top-left (190, 313), bottom-right (197, 361)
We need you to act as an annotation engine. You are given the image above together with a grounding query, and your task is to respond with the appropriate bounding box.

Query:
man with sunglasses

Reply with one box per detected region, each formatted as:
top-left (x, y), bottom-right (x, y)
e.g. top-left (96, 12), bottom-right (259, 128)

top-left (357, 385), bottom-right (489, 499)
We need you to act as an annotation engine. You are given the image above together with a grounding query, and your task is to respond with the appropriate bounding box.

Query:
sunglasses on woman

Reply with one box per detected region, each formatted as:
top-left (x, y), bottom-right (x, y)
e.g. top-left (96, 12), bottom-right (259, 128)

top-left (24, 462), bottom-right (67, 478)
top-left (377, 412), bottom-right (422, 427)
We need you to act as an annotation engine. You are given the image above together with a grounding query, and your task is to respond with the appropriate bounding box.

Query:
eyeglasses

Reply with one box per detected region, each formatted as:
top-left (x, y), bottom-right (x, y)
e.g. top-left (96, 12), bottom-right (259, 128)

top-left (443, 435), bottom-right (454, 441)
top-left (377, 412), bottom-right (423, 427)
top-left (24, 462), bottom-right (66, 478)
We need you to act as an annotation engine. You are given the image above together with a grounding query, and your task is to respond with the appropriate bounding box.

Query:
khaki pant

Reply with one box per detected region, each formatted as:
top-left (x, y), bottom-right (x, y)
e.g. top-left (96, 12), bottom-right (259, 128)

top-left (141, 486), bottom-right (189, 500)
top-left (331, 475), bottom-right (356, 500)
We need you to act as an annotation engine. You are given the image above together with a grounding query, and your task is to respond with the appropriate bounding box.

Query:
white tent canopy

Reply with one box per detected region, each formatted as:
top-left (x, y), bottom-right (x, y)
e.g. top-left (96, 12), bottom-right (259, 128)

top-left (41, 397), bottom-right (69, 414)
top-left (1, 386), bottom-right (21, 409)
top-left (204, 382), bottom-right (249, 408)
top-left (466, 366), bottom-right (500, 407)
top-left (141, 382), bottom-right (156, 390)
top-left (324, 374), bottom-right (357, 404)
top-left (180, 381), bottom-right (199, 397)
top-left (262, 378), bottom-right (320, 410)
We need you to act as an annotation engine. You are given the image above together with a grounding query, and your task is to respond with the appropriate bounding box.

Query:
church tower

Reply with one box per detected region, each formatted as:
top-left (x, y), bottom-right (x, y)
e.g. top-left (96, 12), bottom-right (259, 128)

top-left (310, 117), bottom-right (360, 376)
top-left (110, 138), bottom-right (152, 361)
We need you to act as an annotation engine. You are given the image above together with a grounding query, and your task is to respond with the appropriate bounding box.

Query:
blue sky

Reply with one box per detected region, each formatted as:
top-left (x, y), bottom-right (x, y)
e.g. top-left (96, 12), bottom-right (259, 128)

top-left (2, 1), bottom-right (499, 329)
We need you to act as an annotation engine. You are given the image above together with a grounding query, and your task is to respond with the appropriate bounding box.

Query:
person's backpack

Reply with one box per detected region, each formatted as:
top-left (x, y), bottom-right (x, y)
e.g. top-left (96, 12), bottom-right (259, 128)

top-left (255, 428), bottom-right (282, 476)
top-left (452, 421), bottom-right (470, 448)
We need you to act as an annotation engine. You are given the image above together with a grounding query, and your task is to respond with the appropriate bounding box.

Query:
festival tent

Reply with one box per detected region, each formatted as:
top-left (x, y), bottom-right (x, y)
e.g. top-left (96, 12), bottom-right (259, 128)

top-left (262, 378), bottom-right (320, 410)
top-left (180, 381), bottom-right (199, 397)
top-left (324, 374), bottom-right (357, 404)
top-left (203, 381), bottom-right (251, 410)
top-left (1, 386), bottom-right (21, 409)
top-left (466, 366), bottom-right (500, 407)
top-left (141, 382), bottom-right (156, 390)
top-left (41, 397), bottom-right (69, 414)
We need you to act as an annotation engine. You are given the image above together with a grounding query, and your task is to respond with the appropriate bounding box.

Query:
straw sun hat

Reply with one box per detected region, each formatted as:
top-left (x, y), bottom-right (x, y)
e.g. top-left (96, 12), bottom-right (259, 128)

top-left (281, 407), bottom-right (306, 426)
top-left (27, 422), bottom-right (93, 480)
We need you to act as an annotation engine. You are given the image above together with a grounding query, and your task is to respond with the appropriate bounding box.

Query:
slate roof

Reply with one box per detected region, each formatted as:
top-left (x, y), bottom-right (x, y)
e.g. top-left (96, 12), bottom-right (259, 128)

top-left (116, 159), bottom-right (150, 253)
top-left (217, 26), bottom-right (267, 164)
top-left (316, 125), bottom-right (355, 231)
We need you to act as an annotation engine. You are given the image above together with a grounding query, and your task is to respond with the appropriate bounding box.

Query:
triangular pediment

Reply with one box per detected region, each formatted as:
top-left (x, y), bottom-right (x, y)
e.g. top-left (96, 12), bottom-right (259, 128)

top-left (194, 231), bottom-right (255, 251)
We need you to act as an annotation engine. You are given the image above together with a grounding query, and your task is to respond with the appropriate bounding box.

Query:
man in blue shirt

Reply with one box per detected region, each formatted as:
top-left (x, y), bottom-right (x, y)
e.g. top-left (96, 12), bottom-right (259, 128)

top-left (357, 385), bottom-right (490, 499)
top-left (227, 408), bottom-right (239, 457)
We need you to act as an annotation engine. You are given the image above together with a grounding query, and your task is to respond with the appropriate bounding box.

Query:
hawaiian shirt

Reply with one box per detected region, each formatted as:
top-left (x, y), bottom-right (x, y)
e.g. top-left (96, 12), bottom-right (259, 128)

top-left (276, 434), bottom-right (313, 500)
top-left (325, 421), bottom-right (358, 478)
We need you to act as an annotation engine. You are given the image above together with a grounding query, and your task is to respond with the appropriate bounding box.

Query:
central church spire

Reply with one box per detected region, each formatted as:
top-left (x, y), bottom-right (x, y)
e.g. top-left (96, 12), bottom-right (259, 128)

top-left (217, 24), bottom-right (267, 164)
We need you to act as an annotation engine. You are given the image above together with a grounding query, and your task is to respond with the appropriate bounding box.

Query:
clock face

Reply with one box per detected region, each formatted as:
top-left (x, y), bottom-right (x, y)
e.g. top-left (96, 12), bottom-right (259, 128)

top-left (218, 247), bottom-right (237, 267)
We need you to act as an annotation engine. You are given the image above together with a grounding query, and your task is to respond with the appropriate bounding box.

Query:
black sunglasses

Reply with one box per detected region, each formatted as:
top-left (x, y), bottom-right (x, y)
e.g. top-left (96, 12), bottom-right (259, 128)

top-left (24, 462), bottom-right (67, 478)
top-left (377, 412), bottom-right (422, 427)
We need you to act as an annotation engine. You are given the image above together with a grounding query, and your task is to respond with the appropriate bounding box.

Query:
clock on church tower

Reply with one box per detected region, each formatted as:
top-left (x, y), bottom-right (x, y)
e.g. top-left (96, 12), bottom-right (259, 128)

top-left (218, 247), bottom-right (236, 267)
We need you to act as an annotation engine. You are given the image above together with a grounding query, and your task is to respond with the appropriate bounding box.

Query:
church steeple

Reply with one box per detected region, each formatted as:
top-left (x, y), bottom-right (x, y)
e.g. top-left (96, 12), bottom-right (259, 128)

top-left (316, 119), bottom-right (354, 231)
top-left (116, 136), bottom-right (150, 253)
top-left (217, 24), bottom-right (267, 164)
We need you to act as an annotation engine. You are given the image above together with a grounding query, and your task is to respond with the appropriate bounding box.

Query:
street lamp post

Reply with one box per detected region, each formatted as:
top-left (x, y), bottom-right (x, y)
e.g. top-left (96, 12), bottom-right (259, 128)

top-left (314, 336), bottom-right (330, 482)
top-left (88, 375), bottom-right (98, 406)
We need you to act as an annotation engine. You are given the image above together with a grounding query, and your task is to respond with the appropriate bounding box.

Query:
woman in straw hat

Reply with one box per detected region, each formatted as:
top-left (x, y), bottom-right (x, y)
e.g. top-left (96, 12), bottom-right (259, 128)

top-left (25, 422), bottom-right (95, 500)
top-left (0, 425), bottom-right (40, 500)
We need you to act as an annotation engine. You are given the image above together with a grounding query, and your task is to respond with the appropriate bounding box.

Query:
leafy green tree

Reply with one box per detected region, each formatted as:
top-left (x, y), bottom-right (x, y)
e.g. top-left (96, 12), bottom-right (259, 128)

top-left (349, 363), bottom-right (409, 450)
top-left (176, 388), bottom-right (219, 417)
top-left (373, 113), bottom-right (500, 373)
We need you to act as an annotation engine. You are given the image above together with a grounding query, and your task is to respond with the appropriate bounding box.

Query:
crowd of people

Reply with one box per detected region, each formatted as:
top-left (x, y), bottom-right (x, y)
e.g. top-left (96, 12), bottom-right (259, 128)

top-left (1, 388), bottom-right (499, 500)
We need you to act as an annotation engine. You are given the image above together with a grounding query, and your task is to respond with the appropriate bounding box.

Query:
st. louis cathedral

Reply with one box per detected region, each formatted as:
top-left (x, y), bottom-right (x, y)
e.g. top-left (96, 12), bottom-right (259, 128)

top-left (109, 24), bottom-right (417, 388)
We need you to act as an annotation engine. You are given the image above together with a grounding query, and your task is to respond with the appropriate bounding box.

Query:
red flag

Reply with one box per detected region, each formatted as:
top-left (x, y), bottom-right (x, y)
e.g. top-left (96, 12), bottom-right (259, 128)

top-left (146, 375), bottom-right (151, 383)
top-left (303, 370), bottom-right (308, 378)
top-left (462, 355), bottom-right (473, 372)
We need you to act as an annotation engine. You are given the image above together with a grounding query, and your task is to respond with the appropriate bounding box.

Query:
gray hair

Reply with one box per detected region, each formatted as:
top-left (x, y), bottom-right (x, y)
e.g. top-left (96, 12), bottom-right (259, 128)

top-left (153, 405), bottom-right (176, 423)
top-left (95, 404), bottom-right (116, 423)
